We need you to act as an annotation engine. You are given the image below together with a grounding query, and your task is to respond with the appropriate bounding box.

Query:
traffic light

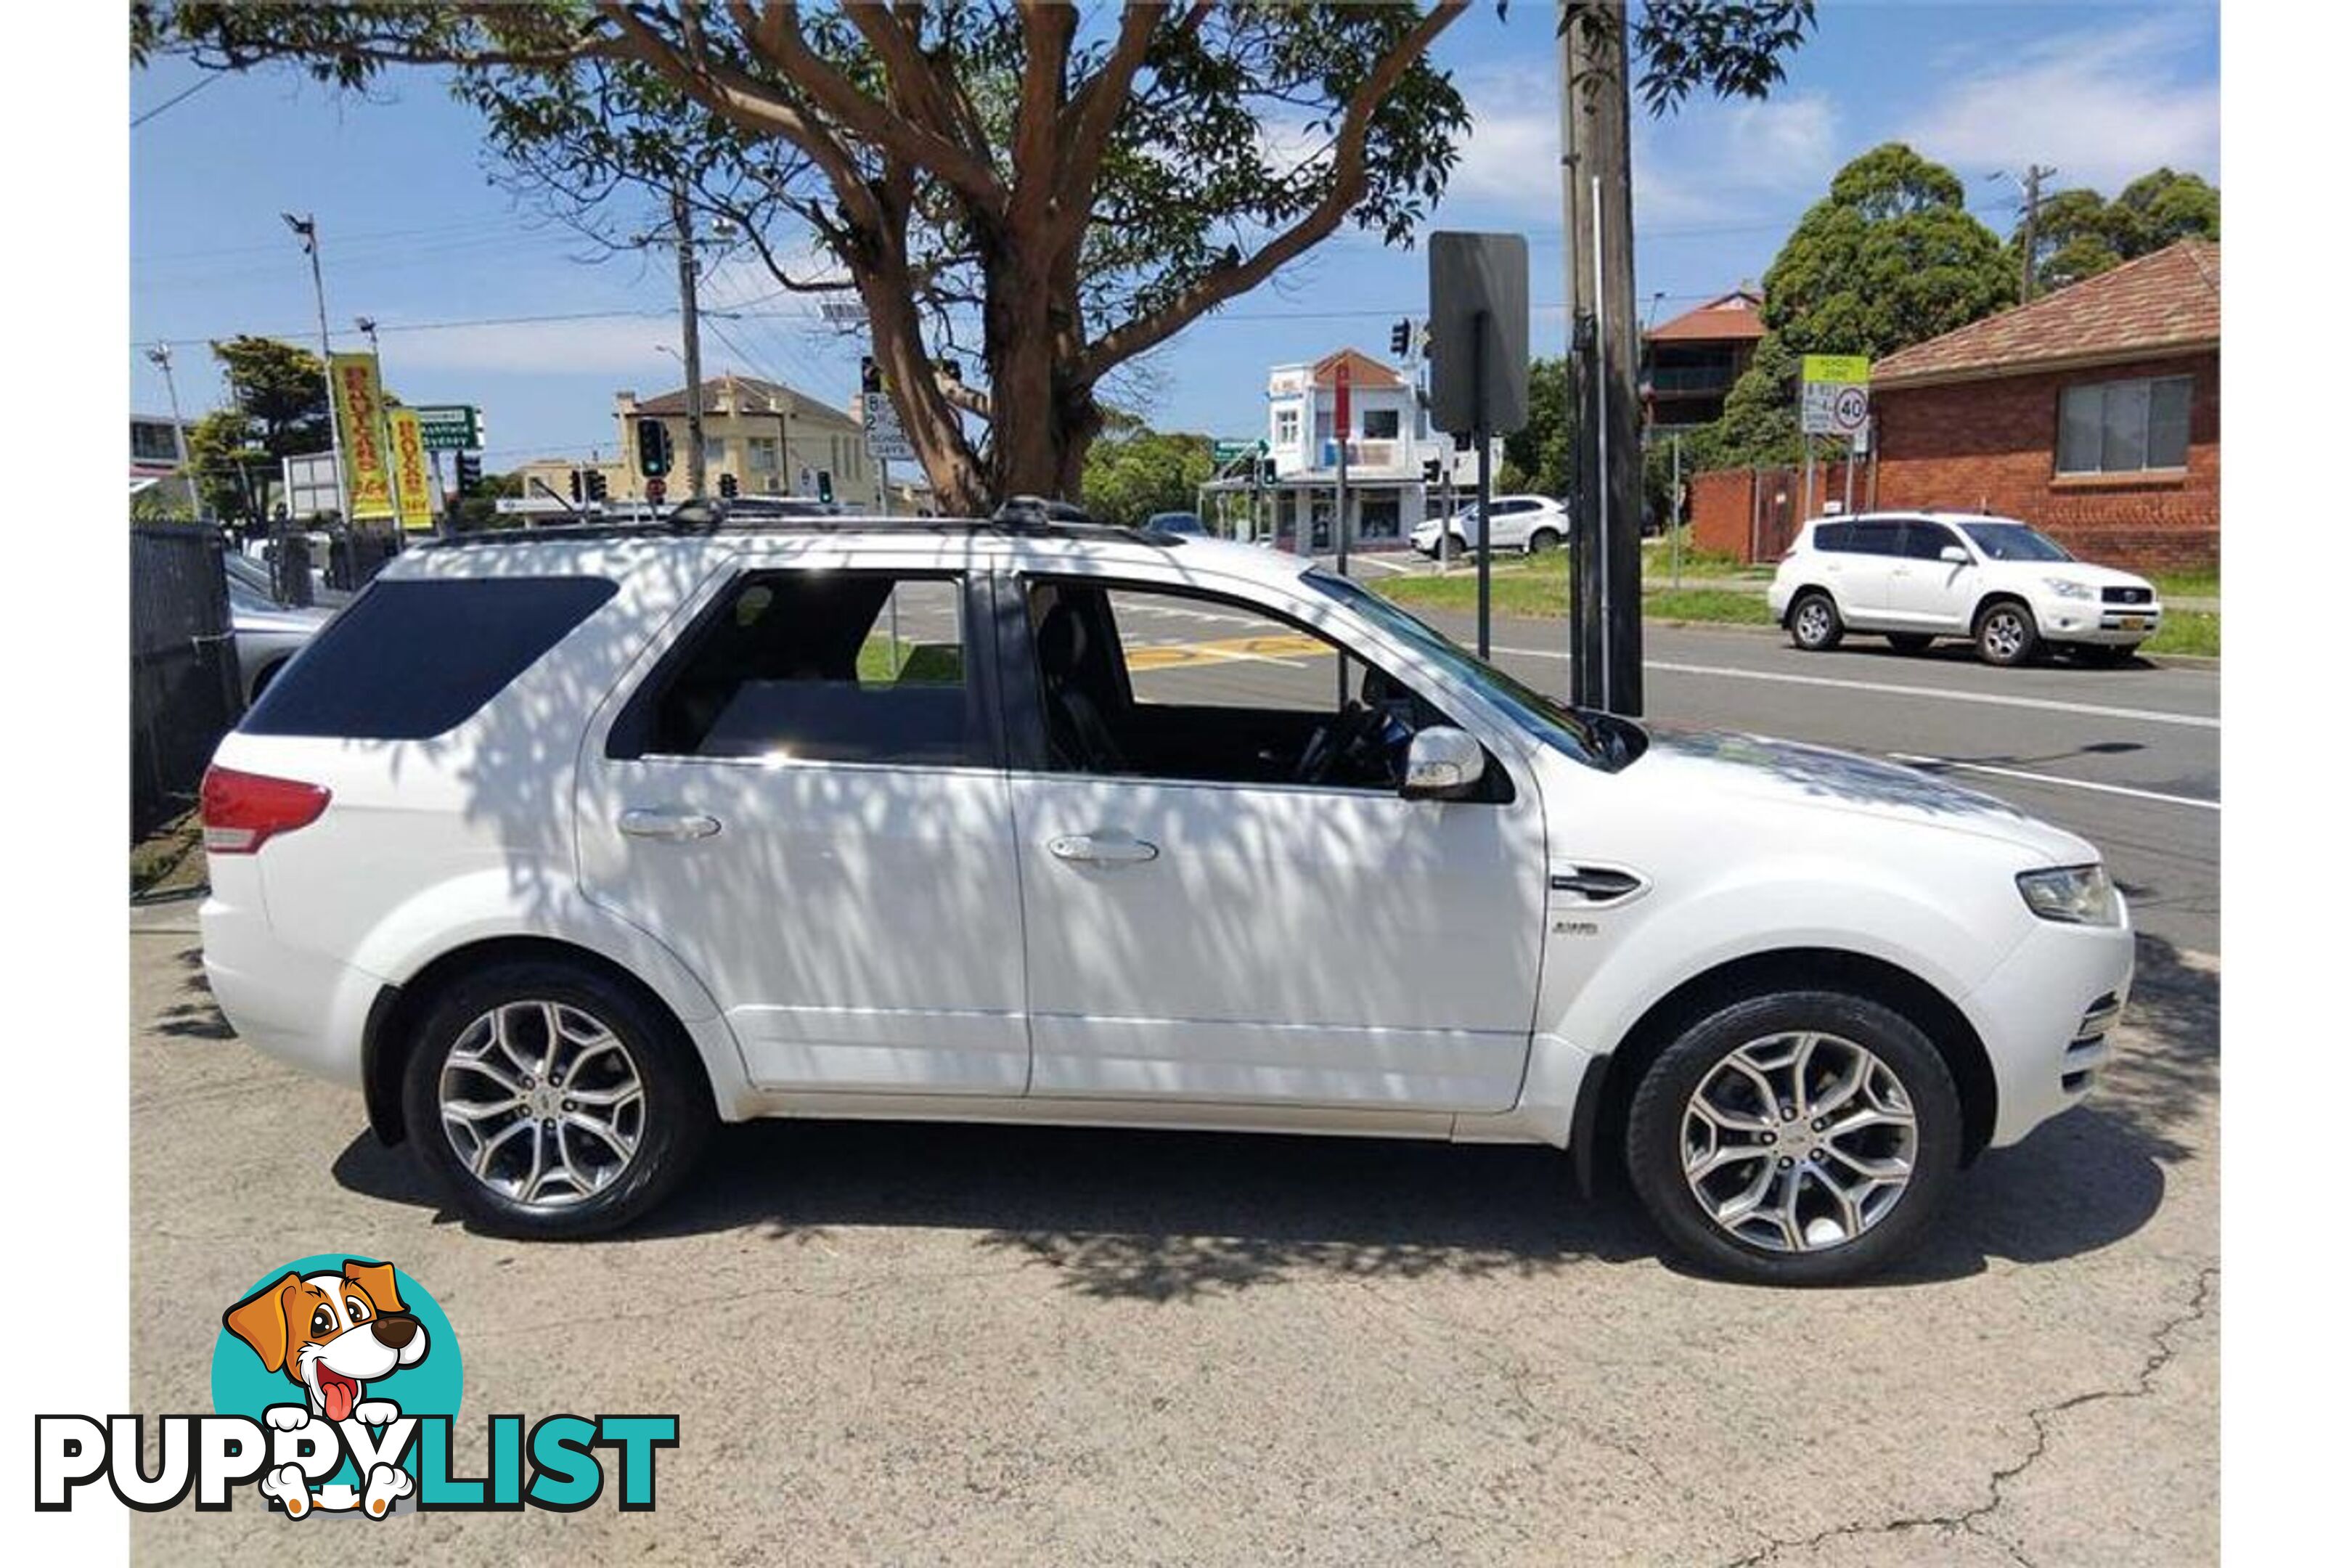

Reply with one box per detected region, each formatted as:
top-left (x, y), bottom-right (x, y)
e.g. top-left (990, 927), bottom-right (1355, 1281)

top-left (718, 472), bottom-right (739, 499)
top-left (1259, 458), bottom-right (1278, 484)
top-left (1389, 318), bottom-right (1411, 358)
top-left (455, 452), bottom-right (483, 497)
top-left (1422, 459), bottom-right (1442, 484)
top-left (568, 468), bottom-right (585, 503)
top-left (636, 418), bottom-right (672, 478)
top-left (585, 469), bottom-right (608, 502)
top-left (859, 355), bottom-right (881, 395)
top-left (815, 470), bottom-right (833, 504)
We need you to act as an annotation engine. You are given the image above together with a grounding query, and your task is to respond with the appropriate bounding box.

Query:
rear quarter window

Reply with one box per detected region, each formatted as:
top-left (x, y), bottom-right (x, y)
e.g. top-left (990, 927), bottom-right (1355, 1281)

top-left (241, 576), bottom-right (618, 740)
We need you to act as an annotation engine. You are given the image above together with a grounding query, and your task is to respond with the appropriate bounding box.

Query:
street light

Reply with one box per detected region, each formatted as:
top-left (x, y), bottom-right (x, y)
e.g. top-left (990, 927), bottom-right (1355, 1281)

top-left (283, 211), bottom-right (349, 526)
top-left (144, 343), bottom-right (195, 517)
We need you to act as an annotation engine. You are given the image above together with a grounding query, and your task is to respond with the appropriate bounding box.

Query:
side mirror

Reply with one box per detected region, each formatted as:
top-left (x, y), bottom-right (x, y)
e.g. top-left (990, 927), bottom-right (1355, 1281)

top-left (1401, 726), bottom-right (1485, 800)
top-left (1940, 544), bottom-right (1972, 565)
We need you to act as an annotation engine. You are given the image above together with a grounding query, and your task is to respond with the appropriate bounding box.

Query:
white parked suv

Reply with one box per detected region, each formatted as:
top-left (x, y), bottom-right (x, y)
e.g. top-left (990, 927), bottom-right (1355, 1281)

top-left (1768, 512), bottom-right (2163, 666)
top-left (1410, 494), bottom-right (1567, 557)
top-left (201, 507), bottom-right (2133, 1284)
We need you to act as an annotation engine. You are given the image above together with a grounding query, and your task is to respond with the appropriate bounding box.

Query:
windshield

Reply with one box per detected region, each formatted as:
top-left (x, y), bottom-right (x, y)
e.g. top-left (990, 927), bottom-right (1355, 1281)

top-left (1302, 568), bottom-right (1628, 770)
top-left (1960, 521), bottom-right (2073, 563)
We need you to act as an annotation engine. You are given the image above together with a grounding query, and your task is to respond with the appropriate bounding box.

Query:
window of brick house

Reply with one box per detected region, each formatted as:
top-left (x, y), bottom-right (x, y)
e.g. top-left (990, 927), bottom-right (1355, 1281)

top-left (2057, 375), bottom-right (2192, 475)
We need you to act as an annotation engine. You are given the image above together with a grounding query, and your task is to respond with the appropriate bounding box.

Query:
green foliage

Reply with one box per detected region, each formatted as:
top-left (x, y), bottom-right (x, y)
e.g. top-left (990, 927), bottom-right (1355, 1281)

top-left (1698, 332), bottom-right (1808, 469)
top-left (1503, 356), bottom-right (1574, 497)
top-left (2011, 171), bottom-right (2218, 293)
top-left (1080, 422), bottom-right (1216, 528)
top-left (1762, 142), bottom-right (2014, 361)
top-left (211, 335), bottom-right (332, 459)
top-left (1561, 2), bottom-right (1819, 116)
top-left (182, 409), bottom-right (267, 524)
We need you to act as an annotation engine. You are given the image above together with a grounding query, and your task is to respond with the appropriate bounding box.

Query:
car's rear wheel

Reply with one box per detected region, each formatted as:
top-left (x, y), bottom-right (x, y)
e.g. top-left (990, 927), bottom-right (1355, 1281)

top-left (1789, 591), bottom-right (1844, 652)
top-left (1525, 527), bottom-right (1561, 554)
top-left (1975, 600), bottom-right (2038, 666)
top-left (400, 960), bottom-right (714, 1239)
top-left (1624, 990), bottom-right (1961, 1286)
top-left (1886, 634), bottom-right (1933, 655)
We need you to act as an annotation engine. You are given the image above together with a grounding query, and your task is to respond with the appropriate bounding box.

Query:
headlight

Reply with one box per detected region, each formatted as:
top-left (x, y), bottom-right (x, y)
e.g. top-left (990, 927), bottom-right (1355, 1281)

top-left (2043, 577), bottom-right (2094, 600)
top-left (2017, 864), bottom-right (2119, 926)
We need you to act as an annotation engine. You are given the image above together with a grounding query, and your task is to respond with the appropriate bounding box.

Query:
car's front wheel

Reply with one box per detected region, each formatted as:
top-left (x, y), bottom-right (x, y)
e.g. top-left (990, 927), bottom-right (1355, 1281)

top-left (1975, 600), bottom-right (2039, 666)
top-left (1624, 990), bottom-right (1961, 1286)
top-left (1788, 591), bottom-right (1844, 651)
top-left (401, 960), bottom-right (714, 1239)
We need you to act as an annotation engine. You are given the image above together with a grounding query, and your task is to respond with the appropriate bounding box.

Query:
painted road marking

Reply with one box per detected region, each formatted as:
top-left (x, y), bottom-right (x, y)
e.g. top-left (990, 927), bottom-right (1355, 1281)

top-left (1487, 646), bottom-right (2218, 731)
top-left (1888, 754), bottom-right (2218, 812)
top-left (1126, 632), bottom-right (1327, 671)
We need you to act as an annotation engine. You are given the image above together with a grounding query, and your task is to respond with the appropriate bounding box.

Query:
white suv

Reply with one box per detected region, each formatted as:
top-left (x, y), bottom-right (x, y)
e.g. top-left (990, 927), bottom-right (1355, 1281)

top-left (201, 510), bottom-right (2133, 1284)
top-left (1410, 494), bottom-right (1567, 557)
top-left (1768, 512), bottom-right (2164, 666)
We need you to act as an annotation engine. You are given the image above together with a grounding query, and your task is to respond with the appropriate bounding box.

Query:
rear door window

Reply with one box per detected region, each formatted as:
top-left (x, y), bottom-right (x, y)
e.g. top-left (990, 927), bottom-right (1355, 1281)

top-left (242, 576), bottom-right (616, 739)
top-left (1848, 520), bottom-right (1904, 555)
top-left (608, 571), bottom-right (984, 766)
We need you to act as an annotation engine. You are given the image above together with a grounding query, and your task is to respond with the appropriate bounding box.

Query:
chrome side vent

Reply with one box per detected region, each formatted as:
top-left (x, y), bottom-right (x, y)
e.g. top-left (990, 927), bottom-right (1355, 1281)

top-left (1550, 866), bottom-right (1647, 906)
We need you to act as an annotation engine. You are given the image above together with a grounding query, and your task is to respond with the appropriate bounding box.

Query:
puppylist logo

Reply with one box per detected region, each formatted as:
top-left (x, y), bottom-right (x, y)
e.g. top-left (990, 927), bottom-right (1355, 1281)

top-left (35, 1255), bottom-right (676, 1516)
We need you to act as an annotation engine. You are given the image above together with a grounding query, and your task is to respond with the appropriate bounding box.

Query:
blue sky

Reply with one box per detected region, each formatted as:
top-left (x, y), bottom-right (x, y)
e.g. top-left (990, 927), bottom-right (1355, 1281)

top-left (128, 1), bottom-right (2218, 472)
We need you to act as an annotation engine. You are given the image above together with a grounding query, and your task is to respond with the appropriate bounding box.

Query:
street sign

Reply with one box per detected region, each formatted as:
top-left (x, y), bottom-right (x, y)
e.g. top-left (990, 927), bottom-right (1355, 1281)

top-left (862, 390), bottom-right (915, 464)
top-left (412, 404), bottom-right (482, 452)
top-left (820, 299), bottom-right (867, 324)
top-left (1800, 354), bottom-right (1871, 437)
top-left (1426, 232), bottom-right (1530, 436)
top-left (1212, 439), bottom-right (1262, 464)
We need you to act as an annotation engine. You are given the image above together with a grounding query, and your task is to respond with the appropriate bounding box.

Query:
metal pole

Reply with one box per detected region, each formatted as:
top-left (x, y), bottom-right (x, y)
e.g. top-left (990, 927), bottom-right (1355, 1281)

top-left (770, 393), bottom-right (793, 495)
top-left (1474, 308), bottom-right (1492, 658)
top-left (359, 320), bottom-right (406, 535)
top-left (1842, 438), bottom-right (1855, 515)
top-left (1670, 433), bottom-right (1683, 589)
top-left (286, 214), bottom-right (349, 526)
top-left (1336, 419), bottom-right (1351, 578)
top-left (672, 183), bottom-right (707, 499)
top-left (146, 343), bottom-right (195, 519)
top-left (1591, 173), bottom-right (1612, 714)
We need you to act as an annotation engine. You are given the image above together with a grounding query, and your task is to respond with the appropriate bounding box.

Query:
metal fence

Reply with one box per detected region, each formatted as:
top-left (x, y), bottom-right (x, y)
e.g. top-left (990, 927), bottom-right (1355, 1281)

top-left (131, 525), bottom-right (241, 842)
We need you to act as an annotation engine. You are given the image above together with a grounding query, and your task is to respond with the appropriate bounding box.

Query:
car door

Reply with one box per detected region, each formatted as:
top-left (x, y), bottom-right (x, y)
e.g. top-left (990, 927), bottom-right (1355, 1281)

top-left (997, 565), bottom-right (1547, 1114)
top-left (1826, 518), bottom-right (1903, 627)
top-left (1885, 519), bottom-right (1977, 631)
top-left (576, 548), bottom-right (1030, 1095)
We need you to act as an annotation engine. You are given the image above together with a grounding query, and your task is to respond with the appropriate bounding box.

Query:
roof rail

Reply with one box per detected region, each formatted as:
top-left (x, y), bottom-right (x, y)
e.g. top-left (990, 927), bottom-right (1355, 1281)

top-left (420, 502), bottom-right (1188, 550)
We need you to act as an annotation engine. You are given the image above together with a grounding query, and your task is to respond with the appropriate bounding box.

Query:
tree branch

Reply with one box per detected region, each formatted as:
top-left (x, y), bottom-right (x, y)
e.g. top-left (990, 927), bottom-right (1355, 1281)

top-left (1079, 0), bottom-right (1467, 380)
top-left (1054, 1), bottom-right (1166, 247)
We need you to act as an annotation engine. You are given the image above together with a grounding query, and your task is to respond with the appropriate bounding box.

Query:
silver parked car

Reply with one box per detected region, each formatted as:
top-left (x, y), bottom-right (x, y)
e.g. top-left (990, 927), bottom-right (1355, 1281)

top-left (224, 553), bottom-right (332, 706)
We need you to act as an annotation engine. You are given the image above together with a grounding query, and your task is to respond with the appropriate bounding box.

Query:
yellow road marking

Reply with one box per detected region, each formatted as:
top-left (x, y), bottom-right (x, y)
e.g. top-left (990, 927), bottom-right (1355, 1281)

top-left (1125, 632), bottom-right (1331, 671)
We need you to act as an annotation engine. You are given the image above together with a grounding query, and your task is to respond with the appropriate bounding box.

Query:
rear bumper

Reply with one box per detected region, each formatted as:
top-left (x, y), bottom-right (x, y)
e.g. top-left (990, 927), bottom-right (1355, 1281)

top-left (1967, 902), bottom-right (2137, 1147)
top-left (200, 867), bottom-right (381, 1090)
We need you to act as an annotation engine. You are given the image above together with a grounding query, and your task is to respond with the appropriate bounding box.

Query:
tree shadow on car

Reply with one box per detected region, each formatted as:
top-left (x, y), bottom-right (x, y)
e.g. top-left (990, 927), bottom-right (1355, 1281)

top-left (331, 933), bottom-right (2215, 1299)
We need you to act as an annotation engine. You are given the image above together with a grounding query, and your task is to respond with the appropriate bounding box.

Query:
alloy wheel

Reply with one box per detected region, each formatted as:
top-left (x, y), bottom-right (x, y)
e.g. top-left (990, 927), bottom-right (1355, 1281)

top-left (1982, 608), bottom-right (2028, 661)
top-left (438, 1000), bottom-right (646, 1206)
top-left (1794, 599), bottom-right (1833, 646)
top-left (1680, 1031), bottom-right (1918, 1252)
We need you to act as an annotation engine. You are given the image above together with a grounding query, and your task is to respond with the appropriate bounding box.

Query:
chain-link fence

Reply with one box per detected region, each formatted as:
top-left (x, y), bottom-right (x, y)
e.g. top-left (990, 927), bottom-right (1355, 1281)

top-left (131, 525), bottom-right (242, 842)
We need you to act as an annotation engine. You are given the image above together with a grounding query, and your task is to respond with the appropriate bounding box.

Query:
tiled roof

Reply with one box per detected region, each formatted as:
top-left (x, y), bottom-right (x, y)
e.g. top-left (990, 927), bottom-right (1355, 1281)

top-left (1310, 348), bottom-right (1407, 388)
top-left (1648, 290), bottom-right (1767, 344)
top-left (1874, 240), bottom-right (2218, 388)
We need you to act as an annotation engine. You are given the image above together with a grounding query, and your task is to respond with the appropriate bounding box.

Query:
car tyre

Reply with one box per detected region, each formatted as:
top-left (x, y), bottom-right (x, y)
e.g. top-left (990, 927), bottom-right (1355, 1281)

top-left (1788, 591), bottom-right (1844, 652)
top-left (1624, 989), bottom-right (1962, 1286)
top-left (1526, 527), bottom-right (1561, 555)
top-left (1886, 634), bottom-right (1933, 655)
top-left (1975, 600), bottom-right (2039, 666)
top-left (400, 959), bottom-right (715, 1240)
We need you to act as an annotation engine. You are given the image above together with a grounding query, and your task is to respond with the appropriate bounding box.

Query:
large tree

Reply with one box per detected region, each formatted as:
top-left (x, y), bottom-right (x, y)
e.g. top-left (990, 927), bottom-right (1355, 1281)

top-left (1760, 142), bottom-right (2013, 361)
top-left (1078, 410), bottom-right (1214, 526)
top-left (181, 335), bottom-right (335, 524)
top-left (136, 1), bottom-right (1816, 514)
top-left (2012, 168), bottom-right (2218, 294)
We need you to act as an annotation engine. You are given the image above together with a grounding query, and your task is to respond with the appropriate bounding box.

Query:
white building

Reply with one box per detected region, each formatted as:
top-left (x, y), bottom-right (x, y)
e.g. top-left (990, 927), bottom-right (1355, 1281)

top-left (1204, 348), bottom-right (1497, 548)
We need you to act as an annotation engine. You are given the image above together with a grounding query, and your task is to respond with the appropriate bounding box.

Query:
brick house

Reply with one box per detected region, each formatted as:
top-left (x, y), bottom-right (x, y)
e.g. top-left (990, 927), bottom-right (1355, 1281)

top-left (1868, 240), bottom-right (2219, 572)
top-left (1643, 287), bottom-right (1767, 429)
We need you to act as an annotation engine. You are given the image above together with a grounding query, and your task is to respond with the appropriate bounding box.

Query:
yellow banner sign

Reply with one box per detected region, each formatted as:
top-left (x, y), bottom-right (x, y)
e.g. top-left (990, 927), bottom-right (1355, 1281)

top-left (388, 408), bottom-right (436, 530)
top-left (1801, 354), bottom-right (1871, 385)
top-left (330, 352), bottom-right (394, 520)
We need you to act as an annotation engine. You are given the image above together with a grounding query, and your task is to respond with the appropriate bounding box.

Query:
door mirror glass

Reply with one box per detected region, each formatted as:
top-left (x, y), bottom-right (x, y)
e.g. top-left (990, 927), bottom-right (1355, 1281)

top-left (1940, 544), bottom-right (1972, 565)
top-left (1401, 726), bottom-right (1484, 799)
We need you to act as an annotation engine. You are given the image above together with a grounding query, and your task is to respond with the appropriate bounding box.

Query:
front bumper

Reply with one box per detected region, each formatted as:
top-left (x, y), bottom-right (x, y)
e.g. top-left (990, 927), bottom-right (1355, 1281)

top-left (2033, 597), bottom-right (2164, 645)
top-left (1967, 899), bottom-right (2136, 1146)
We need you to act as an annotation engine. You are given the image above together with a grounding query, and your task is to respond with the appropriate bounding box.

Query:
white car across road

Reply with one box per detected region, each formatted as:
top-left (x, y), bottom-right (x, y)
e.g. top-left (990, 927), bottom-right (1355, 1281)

top-left (1768, 512), bottom-right (2163, 666)
top-left (201, 506), bottom-right (2133, 1285)
top-left (1410, 494), bottom-right (1568, 557)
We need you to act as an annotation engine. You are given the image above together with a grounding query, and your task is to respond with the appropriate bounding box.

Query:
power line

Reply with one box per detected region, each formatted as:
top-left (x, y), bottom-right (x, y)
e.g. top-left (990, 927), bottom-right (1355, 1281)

top-left (131, 73), bottom-right (221, 128)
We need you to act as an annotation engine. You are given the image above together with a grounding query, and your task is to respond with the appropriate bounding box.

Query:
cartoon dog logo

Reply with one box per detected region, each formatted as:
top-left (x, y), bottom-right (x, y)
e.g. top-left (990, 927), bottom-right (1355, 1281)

top-left (223, 1258), bottom-right (428, 1517)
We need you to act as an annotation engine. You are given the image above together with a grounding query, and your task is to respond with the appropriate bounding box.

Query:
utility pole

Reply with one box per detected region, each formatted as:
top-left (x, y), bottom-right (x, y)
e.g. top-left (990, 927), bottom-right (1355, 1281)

top-left (768, 393), bottom-right (793, 495)
top-left (1560, 3), bottom-right (1643, 714)
top-left (2009, 163), bottom-right (2059, 303)
top-left (144, 343), bottom-right (195, 518)
top-left (282, 212), bottom-right (349, 526)
top-left (671, 183), bottom-right (708, 499)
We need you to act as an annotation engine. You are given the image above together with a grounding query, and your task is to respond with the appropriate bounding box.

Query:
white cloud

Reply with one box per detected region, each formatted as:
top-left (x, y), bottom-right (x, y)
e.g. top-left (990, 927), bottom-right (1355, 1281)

top-left (386, 314), bottom-right (680, 377)
top-left (1898, 15), bottom-right (2218, 195)
top-left (1633, 89), bottom-right (1841, 232)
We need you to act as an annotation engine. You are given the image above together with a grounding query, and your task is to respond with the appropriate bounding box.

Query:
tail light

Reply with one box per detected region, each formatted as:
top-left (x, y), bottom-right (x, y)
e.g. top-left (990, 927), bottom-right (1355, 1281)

top-left (200, 766), bottom-right (330, 854)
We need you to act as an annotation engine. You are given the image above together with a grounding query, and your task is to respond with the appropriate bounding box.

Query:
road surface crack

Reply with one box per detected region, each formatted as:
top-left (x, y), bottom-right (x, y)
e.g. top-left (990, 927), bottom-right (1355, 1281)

top-left (1718, 1264), bottom-right (2216, 1568)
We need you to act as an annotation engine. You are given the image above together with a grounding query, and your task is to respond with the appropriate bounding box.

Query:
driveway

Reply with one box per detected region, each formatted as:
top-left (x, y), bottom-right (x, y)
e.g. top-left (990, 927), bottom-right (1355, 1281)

top-left (129, 901), bottom-right (2216, 1564)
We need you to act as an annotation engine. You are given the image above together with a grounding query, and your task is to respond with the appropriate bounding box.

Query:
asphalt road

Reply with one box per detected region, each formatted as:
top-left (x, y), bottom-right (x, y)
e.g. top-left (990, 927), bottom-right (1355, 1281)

top-left (125, 583), bottom-right (2217, 1564)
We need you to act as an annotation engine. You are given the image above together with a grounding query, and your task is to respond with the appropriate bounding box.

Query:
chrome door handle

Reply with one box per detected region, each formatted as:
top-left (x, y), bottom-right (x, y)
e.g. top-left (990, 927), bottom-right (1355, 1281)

top-left (619, 808), bottom-right (722, 842)
top-left (1048, 833), bottom-right (1159, 867)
